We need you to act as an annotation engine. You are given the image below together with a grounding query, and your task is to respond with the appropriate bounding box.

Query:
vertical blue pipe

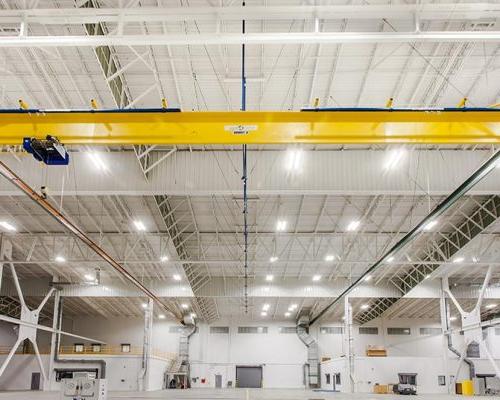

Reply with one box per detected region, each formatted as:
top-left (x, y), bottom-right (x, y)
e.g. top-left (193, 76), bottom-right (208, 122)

top-left (241, 1), bottom-right (248, 313)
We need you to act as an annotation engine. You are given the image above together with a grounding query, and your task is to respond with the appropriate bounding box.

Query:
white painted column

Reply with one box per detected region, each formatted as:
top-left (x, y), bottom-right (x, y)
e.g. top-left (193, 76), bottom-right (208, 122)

top-left (0, 236), bottom-right (12, 293)
top-left (344, 296), bottom-right (354, 393)
top-left (439, 279), bottom-right (451, 394)
top-left (46, 278), bottom-right (60, 391)
top-left (141, 298), bottom-right (153, 391)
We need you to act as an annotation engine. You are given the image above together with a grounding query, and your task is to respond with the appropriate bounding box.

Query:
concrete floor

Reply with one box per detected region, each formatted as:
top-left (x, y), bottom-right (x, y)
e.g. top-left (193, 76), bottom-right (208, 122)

top-left (0, 388), bottom-right (497, 400)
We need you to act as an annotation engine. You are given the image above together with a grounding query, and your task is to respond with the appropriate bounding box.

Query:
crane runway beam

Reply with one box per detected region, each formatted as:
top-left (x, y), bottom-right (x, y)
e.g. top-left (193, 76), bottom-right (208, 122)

top-left (0, 108), bottom-right (499, 145)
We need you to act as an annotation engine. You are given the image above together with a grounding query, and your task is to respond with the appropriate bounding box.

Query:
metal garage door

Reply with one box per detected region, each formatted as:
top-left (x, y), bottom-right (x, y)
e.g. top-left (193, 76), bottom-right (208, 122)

top-left (236, 366), bottom-right (262, 388)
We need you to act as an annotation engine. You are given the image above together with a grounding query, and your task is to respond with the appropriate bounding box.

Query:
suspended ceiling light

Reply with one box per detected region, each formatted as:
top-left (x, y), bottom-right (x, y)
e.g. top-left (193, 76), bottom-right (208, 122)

top-left (364, 275), bottom-right (372, 282)
top-left (181, 303), bottom-right (189, 309)
top-left (423, 219), bottom-right (438, 231)
top-left (159, 314), bottom-right (166, 319)
top-left (0, 221), bottom-right (16, 231)
top-left (453, 257), bottom-right (464, 263)
top-left (265, 274), bottom-right (274, 282)
top-left (325, 254), bottom-right (335, 262)
top-left (361, 304), bottom-right (370, 310)
top-left (133, 220), bottom-right (146, 231)
top-left (276, 220), bottom-right (287, 231)
top-left (55, 255), bottom-right (66, 263)
top-left (261, 311), bottom-right (267, 317)
top-left (141, 303), bottom-right (148, 309)
top-left (269, 256), bottom-right (278, 263)
top-left (84, 274), bottom-right (94, 281)
top-left (160, 255), bottom-right (169, 262)
top-left (449, 316), bottom-right (457, 321)
top-left (284, 312), bottom-right (291, 317)
top-left (262, 304), bottom-right (270, 311)
top-left (285, 148), bottom-right (303, 172)
top-left (384, 148), bottom-right (406, 170)
top-left (173, 274), bottom-right (182, 281)
top-left (312, 275), bottom-right (321, 282)
top-left (288, 304), bottom-right (298, 311)
top-left (386, 256), bottom-right (394, 263)
top-left (87, 151), bottom-right (108, 171)
top-left (346, 220), bottom-right (360, 231)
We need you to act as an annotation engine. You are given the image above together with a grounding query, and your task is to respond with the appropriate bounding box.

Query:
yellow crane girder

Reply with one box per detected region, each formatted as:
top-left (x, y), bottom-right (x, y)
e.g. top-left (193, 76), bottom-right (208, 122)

top-left (0, 109), bottom-right (499, 145)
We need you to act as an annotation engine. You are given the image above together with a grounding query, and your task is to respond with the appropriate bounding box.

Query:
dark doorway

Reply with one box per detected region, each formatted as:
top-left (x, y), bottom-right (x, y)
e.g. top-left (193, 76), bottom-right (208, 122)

top-left (30, 372), bottom-right (41, 390)
top-left (236, 366), bottom-right (263, 388)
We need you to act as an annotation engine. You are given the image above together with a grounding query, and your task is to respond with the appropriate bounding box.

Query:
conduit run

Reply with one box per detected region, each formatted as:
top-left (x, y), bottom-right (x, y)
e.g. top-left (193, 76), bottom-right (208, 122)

top-left (0, 160), bottom-right (182, 322)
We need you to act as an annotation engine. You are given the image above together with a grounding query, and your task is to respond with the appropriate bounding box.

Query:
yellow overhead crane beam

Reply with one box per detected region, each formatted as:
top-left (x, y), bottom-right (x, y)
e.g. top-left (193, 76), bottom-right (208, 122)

top-left (0, 108), bottom-right (500, 145)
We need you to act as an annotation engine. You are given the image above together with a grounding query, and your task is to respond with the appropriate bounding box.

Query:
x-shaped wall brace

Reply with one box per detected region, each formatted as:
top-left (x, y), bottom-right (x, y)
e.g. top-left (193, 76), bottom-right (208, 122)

top-left (443, 266), bottom-right (500, 380)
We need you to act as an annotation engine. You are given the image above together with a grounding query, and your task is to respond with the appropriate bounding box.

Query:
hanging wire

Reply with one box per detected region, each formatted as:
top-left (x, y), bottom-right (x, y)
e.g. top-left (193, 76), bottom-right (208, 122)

top-left (241, 1), bottom-right (249, 313)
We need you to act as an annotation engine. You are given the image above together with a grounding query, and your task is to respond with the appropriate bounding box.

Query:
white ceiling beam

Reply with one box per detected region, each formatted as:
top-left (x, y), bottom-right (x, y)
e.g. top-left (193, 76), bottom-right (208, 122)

top-left (1, 31), bottom-right (500, 47)
top-left (0, 150), bottom-right (498, 196)
top-left (0, 4), bottom-right (498, 24)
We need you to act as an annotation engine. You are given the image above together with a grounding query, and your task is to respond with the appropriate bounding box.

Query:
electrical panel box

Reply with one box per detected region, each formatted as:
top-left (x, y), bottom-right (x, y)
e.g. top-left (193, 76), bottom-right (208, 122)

top-left (60, 378), bottom-right (107, 400)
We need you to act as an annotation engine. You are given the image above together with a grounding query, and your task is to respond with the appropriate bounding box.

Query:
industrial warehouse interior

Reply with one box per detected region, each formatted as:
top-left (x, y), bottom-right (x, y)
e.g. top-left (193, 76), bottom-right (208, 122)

top-left (0, 1), bottom-right (500, 400)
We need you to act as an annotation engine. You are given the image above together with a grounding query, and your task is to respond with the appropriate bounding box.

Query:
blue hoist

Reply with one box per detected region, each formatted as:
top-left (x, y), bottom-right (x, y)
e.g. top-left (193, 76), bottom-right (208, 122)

top-left (23, 135), bottom-right (69, 165)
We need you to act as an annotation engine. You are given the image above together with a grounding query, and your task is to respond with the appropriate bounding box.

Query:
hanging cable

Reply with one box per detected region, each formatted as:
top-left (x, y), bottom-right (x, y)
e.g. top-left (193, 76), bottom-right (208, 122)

top-left (241, 1), bottom-right (249, 313)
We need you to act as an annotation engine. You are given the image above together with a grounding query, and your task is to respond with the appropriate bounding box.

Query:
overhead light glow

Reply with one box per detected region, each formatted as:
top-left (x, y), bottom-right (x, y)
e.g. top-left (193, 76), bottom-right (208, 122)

top-left (55, 255), bottom-right (66, 263)
top-left (190, 313), bottom-right (197, 318)
top-left (265, 274), bottom-right (274, 282)
top-left (133, 220), bottom-right (146, 231)
top-left (160, 255), bottom-right (168, 262)
top-left (141, 303), bottom-right (148, 309)
top-left (312, 275), bottom-right (321, 282)
top-left (472, 256), bottom-right (479, 263)
top-left (276, 220), bottom-right (287, 231)
top-left (285, 148), bottom-right (303, 172)
top-left (103, 286), bottom-right (110, 291)
top-left (386, 256), bottom-right (394, 263)
top-left (262, 304), bottom-right (270, 311)
top-left (261, 311), bottom-right (268, 317)
top-left (0, 221), bottom-right (16, 231)
top-left (424, 274), bottom-right (430, 280)
top-left (361, 304), bottom-right (370, 310)
top-left (159, 314), bottom-right (166, 319)
top-left (270, 256), bottom-right (278, 263)
top-left (173, 274), bottom-right (182, 281)
top-left (450, 316), bottom-right (457, 321)
top-left (347, 220), bottom-right (360, 231)
top-left (423, 219), bottom-right (438, 231)
top-left (453, 257), bottom-right (464, 263)
top-left (325, 254), bottom-right (335, 262)
top-left (289, 304), bottom-right (298, 311)
top-left (364, 275), bottom-right (372, 282)
top-left (284, 312), bottom-right (291, 317)
top-left (88, 151), bottom-right (108, 171)
top-left (181, 303), bottom-right (189, 309)
top-left (84, 274), bottom-right (94, 281)
top-left (384, 148), bottom-right (406, 170)
top-left (486, 304), bottom-right (497, 309)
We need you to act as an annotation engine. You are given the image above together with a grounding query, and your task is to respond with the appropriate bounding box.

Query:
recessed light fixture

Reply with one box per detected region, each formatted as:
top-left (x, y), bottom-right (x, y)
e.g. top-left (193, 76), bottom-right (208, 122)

top-left (261, 311), bottom-right (268, 317)
top-left (423, 220), bottom-right (438, 231)
top-left (265, 274), bottom-right (274, 282)
top-left (276, 220), bottom-right (287, 231)
top-left (285, 148), bottom-right (303, 171)
top-left (88, 151), bottom-right (108, 171)
top-left (270, 256), bottom-right (278, 263)
top-left (312, 275), bottom-right (321, 282)
top-left (133, 220), bottom-right (146, 231)
top-left (0, 221), bottom-right (16, 231)
top-left (288, 304), bottom-right (298, 311)
top-left (141, 303), bottom-right (148, 309)
top-left (386, 256), bottom-right (394, 263)
top-left (325, 254), bottom-right (335, 262)
top-left (486, 304), bottom-right (497, 309)
top-left (55, 255), bottom-right (66, 263)
top-left (453, 257), bottom-right (464, 263)
top-left (284, 312), bottom-right (291, 317)
top-left (450, 316), bottom-right (457, 321)
top-left (181, 304), bottom-right (189, 309)
top-left (361, 304), bottom-right (370, 310)
top-left (160, 255), bottom-right (168, 262)
top-left (190, 313), bottom-right (197, 318)
top-left (364, 275), bottom-right (372, 282)
top-left (159, 314), bottom-right (165, 319)
top-left (173, 274), bottom-right (182, 281)
top-left (262, 304), bottom-right (270, 311)
top-left (84, 274), bottom-right (94, 281)
top-left (384, 148), bottom-right (406, 170)
top-left (347, 220), bottom-right (360, 231)
top-left (472, 256), bottom-right (479, 263)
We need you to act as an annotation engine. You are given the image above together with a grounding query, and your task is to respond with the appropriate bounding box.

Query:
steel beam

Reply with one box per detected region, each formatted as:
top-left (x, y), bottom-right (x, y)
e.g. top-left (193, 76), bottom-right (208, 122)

top-left (1, 109), bottom-right (500, 145)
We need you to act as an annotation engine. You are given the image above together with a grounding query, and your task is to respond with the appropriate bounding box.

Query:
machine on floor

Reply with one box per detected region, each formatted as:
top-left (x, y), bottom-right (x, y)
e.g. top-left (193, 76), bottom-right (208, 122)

top-left (394, 373), bottom-right (417, 395)
top-left (60, 372), bottom-right (107, 400)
